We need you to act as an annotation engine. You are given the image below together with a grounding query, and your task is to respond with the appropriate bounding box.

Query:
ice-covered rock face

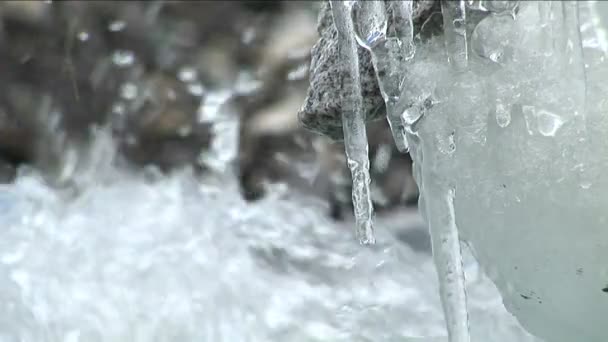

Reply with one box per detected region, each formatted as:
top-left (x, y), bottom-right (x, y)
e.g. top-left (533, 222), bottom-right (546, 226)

top-left (401, 1), bottom-right (608, 341)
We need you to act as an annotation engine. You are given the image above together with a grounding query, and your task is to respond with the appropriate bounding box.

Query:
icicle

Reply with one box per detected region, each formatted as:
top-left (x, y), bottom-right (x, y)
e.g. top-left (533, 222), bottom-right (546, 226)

top-left (441, 0), bottom-right (468, 71)
top-left (537, 2), bottom-right (554, 57)
top-left (350, 0), bottom-right (415, 153)
top-left (427, 1), bottom-right (471, 340)
top-left (562, 1), bottom-right (587, 119)
top-left (561, 1), bottom-right (592, 189)
top-left (391, 0), bottom-right (416, 51)
top-left (330, 0), bottom-right (375, 244)
top-left (423, 182), bottom-right (471, 342)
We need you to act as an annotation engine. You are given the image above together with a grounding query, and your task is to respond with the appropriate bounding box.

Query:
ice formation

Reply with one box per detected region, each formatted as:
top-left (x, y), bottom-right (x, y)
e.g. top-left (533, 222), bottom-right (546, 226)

top-left (329, 1), bottom-right (376, 244)
top-left (335, 1), bottom-right (608, 341)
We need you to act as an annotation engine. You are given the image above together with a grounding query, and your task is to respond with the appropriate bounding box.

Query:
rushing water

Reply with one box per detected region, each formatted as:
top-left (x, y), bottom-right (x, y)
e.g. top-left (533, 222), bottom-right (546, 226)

top-left (0, 155), bottom-right (536, 341)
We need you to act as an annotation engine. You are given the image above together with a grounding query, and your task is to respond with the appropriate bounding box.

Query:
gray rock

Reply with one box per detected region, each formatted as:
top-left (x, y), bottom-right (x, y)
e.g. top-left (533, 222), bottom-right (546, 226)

top-left (298, 0), bottom-right (441, 140)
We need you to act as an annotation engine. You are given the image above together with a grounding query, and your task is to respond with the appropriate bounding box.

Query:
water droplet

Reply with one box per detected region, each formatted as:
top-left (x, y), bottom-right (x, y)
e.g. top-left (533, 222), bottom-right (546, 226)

top-left (108, 20), bottom-right (126, 32)
top-left (187, 84), bottom-right (204, 97)
top-left (536, 109), bottom-right (564, 137)
top-left (242, 27), bottom-right (256, 44)
top-left (472, 14), bottom-right (517, 65)
top-left (77, 31), bottom-right (89, 42)
top-left (178, 67), bottom-right (197, 83)
top-left (120, 83), bottom-right (137, 100)
top-left (112, 50), bottom-right (135, 67)
top-left (287, 64), bottom-right (309, 81)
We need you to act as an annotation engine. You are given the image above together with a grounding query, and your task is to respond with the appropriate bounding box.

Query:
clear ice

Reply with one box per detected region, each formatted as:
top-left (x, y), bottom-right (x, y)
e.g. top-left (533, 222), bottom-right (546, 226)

top-left (351, 0), bottom-right (414, 153)
top-left (329, 0), bottom-right (376, 244)
top-left (335, 0), bottom-right (608, 341)
top-left (349, 1), bottom-right (471, 341)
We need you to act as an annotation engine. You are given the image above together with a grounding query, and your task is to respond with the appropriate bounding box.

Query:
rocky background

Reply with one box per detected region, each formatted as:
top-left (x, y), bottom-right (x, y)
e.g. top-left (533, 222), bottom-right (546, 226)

top-left (0, 1), bottom-right (418, 220)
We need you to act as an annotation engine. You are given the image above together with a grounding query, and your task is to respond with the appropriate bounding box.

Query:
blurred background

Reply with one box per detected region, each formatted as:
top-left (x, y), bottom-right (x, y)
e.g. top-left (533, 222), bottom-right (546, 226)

top-left (0, 1), bottom-right (537, 341)
top-left (0, 0), bottom-right (418, 218)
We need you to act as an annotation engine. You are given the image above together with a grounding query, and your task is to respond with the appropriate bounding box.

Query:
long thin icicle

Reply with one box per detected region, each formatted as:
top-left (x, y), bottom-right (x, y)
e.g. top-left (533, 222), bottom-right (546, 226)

top-left (562, 1), bottom-right (587, 122)
top-left (351, 1), bottom-right (413, 153)
top-left (329, 0), bottom-right (375, 244)
top-left (434, 1), bottom-right (471, 340)
top-left (423, 183), bottom-right (470, 342)
top-left (561, 1), bottom-right (592, 189)
top-left (441, 0), bottom-right (468, 71)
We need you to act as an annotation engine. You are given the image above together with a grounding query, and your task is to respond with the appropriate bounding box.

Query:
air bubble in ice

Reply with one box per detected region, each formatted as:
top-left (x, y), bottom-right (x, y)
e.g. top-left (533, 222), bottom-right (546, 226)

top-left (535, 109), bottom-right (564, 137)
top-left (437, 132), bottom-right (456, 155)
top-left (472, 14), bottom-right (517, 64)
top-left (495, 101), bottom-right (511, 128)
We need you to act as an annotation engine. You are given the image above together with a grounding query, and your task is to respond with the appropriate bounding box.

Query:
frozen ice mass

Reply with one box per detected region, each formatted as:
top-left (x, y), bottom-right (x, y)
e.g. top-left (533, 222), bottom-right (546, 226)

top-left (330, 1), bottom-right (608, 341)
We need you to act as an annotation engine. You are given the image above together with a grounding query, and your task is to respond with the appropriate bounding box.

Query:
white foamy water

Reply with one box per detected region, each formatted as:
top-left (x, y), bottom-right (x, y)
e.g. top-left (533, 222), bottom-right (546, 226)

top-left (0, 162), bottom-right (537, 341)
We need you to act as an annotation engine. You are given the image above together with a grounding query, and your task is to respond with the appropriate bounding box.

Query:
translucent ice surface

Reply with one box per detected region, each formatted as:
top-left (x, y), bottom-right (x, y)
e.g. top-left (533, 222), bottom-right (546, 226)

top-left (330, 0), bottom-right (376, 244)
top-left (388, 1), bottom-right (608, 341)
top-left (0, 166), bottom-right (537, 341)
